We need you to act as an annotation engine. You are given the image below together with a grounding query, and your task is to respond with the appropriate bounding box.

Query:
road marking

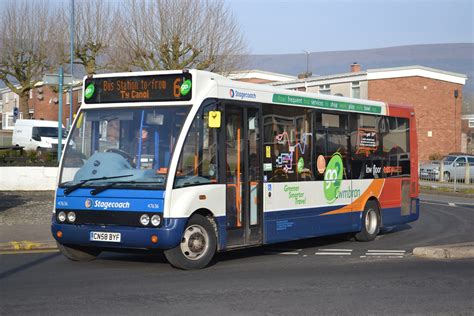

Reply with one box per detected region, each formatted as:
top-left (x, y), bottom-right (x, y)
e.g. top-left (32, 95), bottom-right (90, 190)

top-left (318, 249), bottom-right (353, 252)
top-left (367, 250), bottom-right (406, 253)
top-left (448, 203), bottom-right (456, 207)
top-left (364, 249), bottom-right (406, 258)
top-left (279, 252), bottom-right (300, 255)
top-left (315, 249), bottom-right (353, 256)
top-left (315, 252), bottom-right (352, 256)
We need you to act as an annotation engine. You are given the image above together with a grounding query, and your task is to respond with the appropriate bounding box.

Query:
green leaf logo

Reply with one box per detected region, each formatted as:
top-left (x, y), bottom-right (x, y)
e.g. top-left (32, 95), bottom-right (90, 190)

top-left (84, 83), bottom-right (95, 99)
top-left (180, 79), bottom-right (192, 96)
top-left (297, 157), bottom-right (304, 174)
top-left (323, 153), bottom-right (344, 204)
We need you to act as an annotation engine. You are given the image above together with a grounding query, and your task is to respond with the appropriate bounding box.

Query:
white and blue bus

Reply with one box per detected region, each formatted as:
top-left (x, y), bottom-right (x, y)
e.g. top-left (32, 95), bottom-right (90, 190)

top-left (53, 70), bottom-right (419, 269)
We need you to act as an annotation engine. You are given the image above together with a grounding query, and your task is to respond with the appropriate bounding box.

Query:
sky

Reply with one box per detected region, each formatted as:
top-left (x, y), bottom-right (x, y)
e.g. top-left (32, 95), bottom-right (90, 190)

top-left (225, 0), bottom-right (474, 54)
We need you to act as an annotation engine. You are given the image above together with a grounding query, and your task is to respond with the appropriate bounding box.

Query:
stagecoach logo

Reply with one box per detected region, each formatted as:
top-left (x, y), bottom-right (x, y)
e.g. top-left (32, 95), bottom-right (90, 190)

top-left (323, 153), bottom-right (343, 204)
top-left (84, 198), bottom-right (131, 210)
top-left (85, 198), bottom-right (93, 208)
top-left (229, 89), bottom-right (257, 100)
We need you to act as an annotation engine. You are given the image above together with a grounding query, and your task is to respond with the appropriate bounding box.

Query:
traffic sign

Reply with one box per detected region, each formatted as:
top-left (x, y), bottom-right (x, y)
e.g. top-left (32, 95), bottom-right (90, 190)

top-left (43, 73), bottom-right (74, 86)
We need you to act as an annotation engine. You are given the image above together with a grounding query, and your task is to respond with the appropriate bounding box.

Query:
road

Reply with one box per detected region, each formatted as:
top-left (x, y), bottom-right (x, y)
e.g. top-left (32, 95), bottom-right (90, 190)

top-left (1, 196), bottom-right (473, 315)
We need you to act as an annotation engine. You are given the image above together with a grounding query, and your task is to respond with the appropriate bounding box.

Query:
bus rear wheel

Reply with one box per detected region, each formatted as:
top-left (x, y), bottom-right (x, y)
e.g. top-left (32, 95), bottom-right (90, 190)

top-left (354, 200), bottom-right (380, 242)
top-left (164, 215), bottom-right (217, 270)
top-left (57, 242), bottom-right (101, 261)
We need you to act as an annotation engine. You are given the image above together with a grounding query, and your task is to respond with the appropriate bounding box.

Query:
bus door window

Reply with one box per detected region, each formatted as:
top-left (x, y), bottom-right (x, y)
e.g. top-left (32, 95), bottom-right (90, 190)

top-left (248, 109), bottom-right (260, 226)
top-left (225, 107), bottom-right (244, 228)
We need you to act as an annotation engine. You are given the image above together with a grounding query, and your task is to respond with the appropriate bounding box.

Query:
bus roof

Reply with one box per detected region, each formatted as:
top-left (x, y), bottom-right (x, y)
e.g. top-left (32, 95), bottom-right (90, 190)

top-left (83, 69), bottom-right (393, 116)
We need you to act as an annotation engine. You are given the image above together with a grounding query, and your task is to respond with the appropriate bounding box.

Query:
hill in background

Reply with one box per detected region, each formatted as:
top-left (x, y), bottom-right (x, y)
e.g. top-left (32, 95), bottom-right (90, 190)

top-left (243, 43), bottom-right (474, 113)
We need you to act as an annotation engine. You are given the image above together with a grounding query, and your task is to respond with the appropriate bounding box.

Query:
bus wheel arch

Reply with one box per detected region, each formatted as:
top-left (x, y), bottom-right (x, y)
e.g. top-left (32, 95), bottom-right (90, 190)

top-left (189, 208), bottom-right (220, 250)
top-left (354, 197), bottom-right (381, 242)
top-left (164, 211), bottom-right (218, 270)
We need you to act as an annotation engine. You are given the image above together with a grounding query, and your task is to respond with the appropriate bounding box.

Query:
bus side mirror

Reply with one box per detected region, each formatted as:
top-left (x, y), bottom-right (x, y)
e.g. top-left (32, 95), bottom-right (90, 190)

top-left (209, 111), bottom-right (221, 128)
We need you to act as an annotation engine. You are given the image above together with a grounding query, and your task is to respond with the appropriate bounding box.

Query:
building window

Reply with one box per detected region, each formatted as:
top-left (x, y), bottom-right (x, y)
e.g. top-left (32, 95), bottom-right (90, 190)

top-left (469, 120), bottom-right (474, 128)
top-left (66, 92), bottom-right (70, 105)
top-left (319, 84), bottom-right (330, 95)
top-left (29, 90), bottom-right (33, 99)
top-left (351, 81), bottom-right (360, 99)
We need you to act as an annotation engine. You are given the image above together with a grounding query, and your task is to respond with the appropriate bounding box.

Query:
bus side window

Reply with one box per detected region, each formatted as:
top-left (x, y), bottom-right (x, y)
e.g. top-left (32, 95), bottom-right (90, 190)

top-left (314, 112), bottom-right (349, 181)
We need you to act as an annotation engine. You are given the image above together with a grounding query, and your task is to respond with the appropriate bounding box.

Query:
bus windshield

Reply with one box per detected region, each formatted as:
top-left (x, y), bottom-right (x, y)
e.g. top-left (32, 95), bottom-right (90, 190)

top-left (59, 106), bottom-right (190, 189)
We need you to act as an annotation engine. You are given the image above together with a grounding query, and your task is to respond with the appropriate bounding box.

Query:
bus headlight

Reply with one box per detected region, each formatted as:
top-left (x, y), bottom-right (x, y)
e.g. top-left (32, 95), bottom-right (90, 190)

top-left (140, 214), bottom-right (150, 226)
top-left (67, 211), bottom-right (76, 223)
top-left (151, 214), bottom-right (161, 227)
top-left (58, 211), bottom-right (66, 223)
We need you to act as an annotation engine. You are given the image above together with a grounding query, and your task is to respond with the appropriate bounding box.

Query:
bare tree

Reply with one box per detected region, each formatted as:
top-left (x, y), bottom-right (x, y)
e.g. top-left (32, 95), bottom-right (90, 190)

top-left (0, 0), bottom-right (54, 116)
top-left (72, 0), bottom-right (117, 75)
top-left (112, 0), bottom-right (247, 73)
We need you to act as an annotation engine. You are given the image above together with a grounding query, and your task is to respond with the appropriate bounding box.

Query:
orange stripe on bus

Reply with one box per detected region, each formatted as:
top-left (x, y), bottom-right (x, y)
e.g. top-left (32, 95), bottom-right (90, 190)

top-left (320, 179), bottom-right (385, 216)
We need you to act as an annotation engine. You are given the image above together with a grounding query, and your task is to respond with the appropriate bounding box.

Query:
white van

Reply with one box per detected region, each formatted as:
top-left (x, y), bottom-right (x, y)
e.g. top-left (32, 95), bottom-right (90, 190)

top-left (12, 119), bottom-right (66, 152)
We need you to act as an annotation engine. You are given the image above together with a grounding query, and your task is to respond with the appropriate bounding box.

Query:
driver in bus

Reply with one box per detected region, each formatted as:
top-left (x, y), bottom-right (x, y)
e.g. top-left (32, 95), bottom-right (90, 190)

top-left (133, 127), bottom-right (155, 169)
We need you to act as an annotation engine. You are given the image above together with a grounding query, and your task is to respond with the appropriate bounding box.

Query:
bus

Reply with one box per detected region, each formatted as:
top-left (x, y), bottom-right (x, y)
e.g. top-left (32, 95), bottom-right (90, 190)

top-left (52, 69), bottom-right (419, 269)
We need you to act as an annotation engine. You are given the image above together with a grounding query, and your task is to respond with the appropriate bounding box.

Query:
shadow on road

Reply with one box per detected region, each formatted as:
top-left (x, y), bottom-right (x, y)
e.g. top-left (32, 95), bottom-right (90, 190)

top-left (0, 252), bottom-right (61, 281)
top-left (0, 192), bottom-right (29, 213)
top-left (215, 234), bottom-right (353, 264)
top-left (380, 224), bottom-right (412, 234)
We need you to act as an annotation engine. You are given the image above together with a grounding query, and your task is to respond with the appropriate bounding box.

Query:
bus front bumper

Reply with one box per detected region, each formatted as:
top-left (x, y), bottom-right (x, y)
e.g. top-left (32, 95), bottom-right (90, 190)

top-left (51, 218), bottom-right (187, 250)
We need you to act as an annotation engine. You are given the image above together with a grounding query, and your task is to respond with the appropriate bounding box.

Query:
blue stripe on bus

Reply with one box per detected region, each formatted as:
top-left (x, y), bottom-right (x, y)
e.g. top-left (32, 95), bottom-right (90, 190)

top-left (263, 201), bottom-right (419, 245)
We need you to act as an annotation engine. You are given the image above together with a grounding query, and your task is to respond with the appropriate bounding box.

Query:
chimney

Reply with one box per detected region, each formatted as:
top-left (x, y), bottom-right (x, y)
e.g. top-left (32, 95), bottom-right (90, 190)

top-left (350, 62), bottom-right (361, 73)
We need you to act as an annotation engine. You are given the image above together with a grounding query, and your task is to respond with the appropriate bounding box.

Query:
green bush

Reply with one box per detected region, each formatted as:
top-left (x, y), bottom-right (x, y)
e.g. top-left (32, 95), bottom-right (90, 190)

top-left (0, 148), bottom-right (58, 166)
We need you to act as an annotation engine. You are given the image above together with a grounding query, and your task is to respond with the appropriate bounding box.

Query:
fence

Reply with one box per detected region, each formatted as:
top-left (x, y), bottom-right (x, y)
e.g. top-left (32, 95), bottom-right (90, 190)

top-left (419, 159), bottom-right (474, 191)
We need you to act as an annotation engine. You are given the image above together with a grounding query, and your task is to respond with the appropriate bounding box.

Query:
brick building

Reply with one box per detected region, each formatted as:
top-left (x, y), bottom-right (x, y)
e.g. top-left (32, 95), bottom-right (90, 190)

top-left (272, 64), bottom-right (467, 161)
top-left (1, 82), bottom-right (82, 130)
top-left (461, 114), bottom-right (474, 154)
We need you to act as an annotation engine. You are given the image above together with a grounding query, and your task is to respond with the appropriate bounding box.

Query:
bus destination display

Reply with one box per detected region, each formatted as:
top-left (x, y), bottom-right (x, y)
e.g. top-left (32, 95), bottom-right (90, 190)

top-left (84, 73), bottom-right (192, 103)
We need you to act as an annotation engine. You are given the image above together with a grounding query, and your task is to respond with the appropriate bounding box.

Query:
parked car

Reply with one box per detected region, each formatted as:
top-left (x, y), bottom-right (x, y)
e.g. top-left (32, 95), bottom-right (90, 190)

top-left (420, 154), bottom-right (474, 182)
top-left (419, 160), bottom-right (441, 180)
top-left (12, 119), bottom-right (66, 153)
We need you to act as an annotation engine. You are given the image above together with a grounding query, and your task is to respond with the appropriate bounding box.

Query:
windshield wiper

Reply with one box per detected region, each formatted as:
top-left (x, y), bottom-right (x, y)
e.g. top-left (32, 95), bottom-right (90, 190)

top-left (90, 180), bottom-right (164, 195)
top-left (63, 174), bottom-right (133, 195)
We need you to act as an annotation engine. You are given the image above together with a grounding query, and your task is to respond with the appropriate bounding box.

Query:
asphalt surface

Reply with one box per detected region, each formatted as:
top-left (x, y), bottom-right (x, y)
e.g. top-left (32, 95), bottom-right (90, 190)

top-left (1, 252), bottom-right (473, 315)
top-left (0, 192), bottom-right (473, 315)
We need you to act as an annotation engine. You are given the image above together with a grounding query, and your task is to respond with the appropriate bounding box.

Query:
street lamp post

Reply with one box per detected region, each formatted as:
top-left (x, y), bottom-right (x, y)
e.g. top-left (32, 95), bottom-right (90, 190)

top-left (69, 0), bottom-right (75, 129)
top-left (58, 67), bottom-right (64, 160)
top-left (302, 50), bottom-right (309, 76)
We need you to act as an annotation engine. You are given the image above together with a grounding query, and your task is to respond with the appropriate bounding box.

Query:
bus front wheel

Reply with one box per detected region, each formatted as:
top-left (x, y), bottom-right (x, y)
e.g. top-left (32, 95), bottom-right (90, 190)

top-left (57, 242), bottom-right (101, 261)
top-left (164, 215), bottom-right (217, 270)
top-left (354, 200), bottom-right (380, 242)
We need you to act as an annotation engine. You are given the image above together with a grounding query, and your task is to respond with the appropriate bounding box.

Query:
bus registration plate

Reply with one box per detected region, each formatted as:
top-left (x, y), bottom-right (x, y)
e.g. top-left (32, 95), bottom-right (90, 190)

top-left (90, 231), bottom-right (121, 243)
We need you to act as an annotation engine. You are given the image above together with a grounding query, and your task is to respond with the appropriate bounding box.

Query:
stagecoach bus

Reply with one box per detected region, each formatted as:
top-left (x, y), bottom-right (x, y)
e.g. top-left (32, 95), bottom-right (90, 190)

top-left (52, 69), bottom-right (419, 269)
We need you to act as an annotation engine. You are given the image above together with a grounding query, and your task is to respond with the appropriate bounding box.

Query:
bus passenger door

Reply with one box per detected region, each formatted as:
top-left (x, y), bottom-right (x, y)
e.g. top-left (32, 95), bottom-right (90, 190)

top-left (224, 103), bottom-right (263, 248)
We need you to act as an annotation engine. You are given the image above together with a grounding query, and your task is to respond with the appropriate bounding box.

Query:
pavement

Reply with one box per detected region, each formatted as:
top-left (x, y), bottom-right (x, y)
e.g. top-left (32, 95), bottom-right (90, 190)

top-left (0, 190), bottom-right (473, 259)
top-left (0, 191), bottom-right (57, 251)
